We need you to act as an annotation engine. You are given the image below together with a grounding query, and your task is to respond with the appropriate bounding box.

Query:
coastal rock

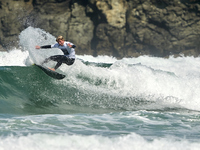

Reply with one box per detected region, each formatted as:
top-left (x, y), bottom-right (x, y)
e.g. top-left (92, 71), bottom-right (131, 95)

top-left (0, 0), bottom-right (200, 58)
top-left (0, 0), bottom-right (33, 49)
top-left (68, 2), bottom-right (94, 55)
top-left (96, 0), bottom-right (127, 28)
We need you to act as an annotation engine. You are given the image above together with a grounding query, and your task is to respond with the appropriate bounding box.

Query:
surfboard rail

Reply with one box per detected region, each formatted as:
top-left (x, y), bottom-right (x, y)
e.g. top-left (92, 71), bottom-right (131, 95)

top-left (34, 64), bottom-right (65, 80)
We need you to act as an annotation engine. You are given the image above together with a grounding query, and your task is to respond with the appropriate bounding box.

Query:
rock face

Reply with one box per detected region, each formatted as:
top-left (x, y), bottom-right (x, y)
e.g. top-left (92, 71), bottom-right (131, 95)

top-left (0, 0), bottom-right (200, 58)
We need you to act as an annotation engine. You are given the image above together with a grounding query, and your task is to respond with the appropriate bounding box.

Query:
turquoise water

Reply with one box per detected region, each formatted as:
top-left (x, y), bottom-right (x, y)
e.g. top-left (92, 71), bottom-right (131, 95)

top-left (0, 27), bottom-right (200, 149)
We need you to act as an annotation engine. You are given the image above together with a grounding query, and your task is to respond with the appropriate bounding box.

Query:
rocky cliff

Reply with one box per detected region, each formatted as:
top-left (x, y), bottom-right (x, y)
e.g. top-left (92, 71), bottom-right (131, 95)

top-left (0, 0), bottom-right (200, 58)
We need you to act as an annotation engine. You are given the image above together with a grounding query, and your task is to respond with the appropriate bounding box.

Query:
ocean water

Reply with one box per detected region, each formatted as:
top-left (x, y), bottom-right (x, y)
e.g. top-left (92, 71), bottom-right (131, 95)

top-left (0, 27), bottom-right (200, 149)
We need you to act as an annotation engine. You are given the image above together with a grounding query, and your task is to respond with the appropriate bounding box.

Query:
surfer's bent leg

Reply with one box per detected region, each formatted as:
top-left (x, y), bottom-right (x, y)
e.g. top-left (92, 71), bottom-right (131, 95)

top-left (41, 58), bottom-right (51, 65)
top-left (53, 55), bottom-right (65, 70)
top-left (42, 55), bottom-right (75, 70)
top-left (54, 56), bottom-right (75, 70)
top-left (64, 57), bottom-right (75, 66)
top-left (42, 55), bottom-right (61, 65)
top-left (49, 55), bottom-right (62, 61)
top-left (54, 61), bottom-right (62, 70)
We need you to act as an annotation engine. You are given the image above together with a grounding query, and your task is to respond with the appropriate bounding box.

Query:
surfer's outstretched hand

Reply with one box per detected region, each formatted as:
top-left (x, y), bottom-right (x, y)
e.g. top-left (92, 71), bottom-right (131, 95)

top-left (35, 45), bottom-right (41, 49)
top-left (67, 43), bottom-right (72, 48)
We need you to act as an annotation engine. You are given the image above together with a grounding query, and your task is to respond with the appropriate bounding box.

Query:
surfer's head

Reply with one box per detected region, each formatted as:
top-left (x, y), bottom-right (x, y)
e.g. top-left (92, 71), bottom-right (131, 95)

top-left (56, 36), bottom-right (64, 46)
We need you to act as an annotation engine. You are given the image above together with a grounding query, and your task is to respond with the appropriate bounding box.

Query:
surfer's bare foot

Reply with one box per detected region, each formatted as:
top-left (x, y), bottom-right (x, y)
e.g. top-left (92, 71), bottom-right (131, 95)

top-left (48, 67), bottom-right (55, 71)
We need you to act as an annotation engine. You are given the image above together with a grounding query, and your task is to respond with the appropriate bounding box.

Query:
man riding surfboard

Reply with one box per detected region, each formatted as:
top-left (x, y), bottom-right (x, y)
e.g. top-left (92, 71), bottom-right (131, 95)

top-left (35, 36), bottom-right (76, 71)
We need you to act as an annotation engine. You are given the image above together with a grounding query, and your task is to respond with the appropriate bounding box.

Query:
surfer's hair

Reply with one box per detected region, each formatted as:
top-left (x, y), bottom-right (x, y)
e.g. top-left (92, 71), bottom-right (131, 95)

top-left (56, 36), bottom-right (64, 42)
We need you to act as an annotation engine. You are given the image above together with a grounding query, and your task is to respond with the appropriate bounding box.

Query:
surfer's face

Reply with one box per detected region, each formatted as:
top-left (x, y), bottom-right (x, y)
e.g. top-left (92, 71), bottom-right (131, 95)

top-left (58, 40), bottom-right (64, 46)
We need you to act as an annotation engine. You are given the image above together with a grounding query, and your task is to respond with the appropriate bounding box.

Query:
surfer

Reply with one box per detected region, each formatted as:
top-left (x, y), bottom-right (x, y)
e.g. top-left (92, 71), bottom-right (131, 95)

top-left (35, 36), bottom-right (76, 71)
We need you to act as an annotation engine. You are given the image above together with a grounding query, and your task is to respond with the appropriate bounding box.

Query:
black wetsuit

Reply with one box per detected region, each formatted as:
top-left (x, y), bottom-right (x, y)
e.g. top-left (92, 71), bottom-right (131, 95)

top-left (41, 41), bottom-right (76, 70)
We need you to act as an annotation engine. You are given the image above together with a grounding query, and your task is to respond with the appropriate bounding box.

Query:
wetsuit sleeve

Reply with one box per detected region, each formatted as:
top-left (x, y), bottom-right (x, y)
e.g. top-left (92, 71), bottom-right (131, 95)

top-left (40, 45), bottom-right (51, 48)
top-left (72, 45), bottom-right (76, 48)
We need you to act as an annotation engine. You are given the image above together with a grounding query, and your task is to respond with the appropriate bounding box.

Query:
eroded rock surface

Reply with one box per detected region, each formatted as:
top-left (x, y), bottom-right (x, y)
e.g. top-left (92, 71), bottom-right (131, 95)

top-left (0, 0), bottom-right (200, 58)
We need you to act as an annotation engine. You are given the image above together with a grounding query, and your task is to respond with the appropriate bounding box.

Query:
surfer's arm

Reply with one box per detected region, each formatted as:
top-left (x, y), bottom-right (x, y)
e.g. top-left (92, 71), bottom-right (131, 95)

top-left (67, 43), bottom-right (76, 48)
top-left (72, 45), bottom-right (76, 48)
top-left (40, 45), bottom-right (51, 48)
top-left (35, 45), bottom-right (51, 49)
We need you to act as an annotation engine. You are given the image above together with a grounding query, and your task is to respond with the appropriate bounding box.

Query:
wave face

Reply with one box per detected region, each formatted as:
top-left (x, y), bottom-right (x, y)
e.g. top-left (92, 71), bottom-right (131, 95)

top-left (1, 27), bottom-right (200, 114)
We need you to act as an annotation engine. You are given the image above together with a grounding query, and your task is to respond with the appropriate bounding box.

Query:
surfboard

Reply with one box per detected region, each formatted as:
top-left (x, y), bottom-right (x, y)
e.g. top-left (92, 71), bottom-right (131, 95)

top-left (34, 64), bottom-right (66, 80)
